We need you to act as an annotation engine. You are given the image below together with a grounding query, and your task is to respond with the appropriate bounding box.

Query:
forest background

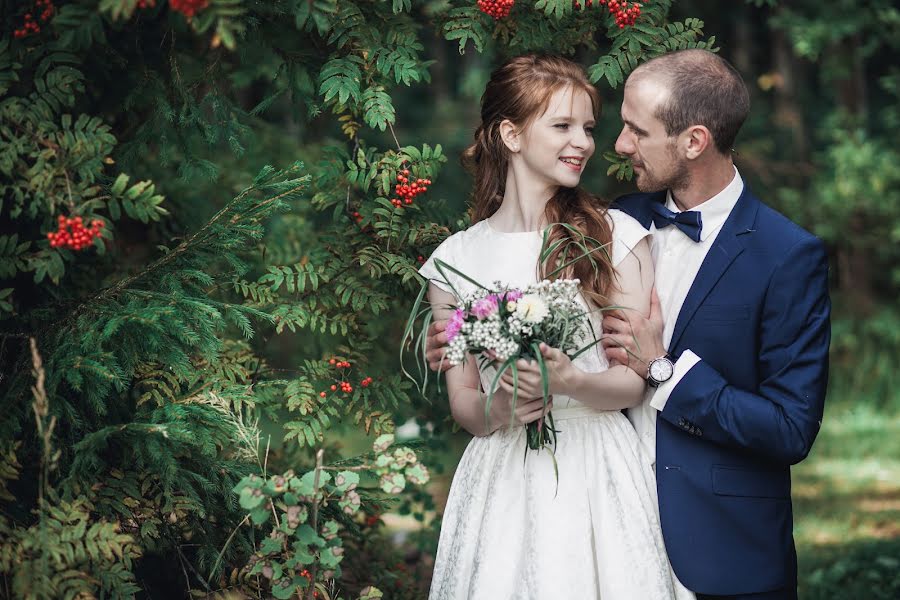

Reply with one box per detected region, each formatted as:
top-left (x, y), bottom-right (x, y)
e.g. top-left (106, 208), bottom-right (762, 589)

top-left (0, 0), bottom-right (898, 598)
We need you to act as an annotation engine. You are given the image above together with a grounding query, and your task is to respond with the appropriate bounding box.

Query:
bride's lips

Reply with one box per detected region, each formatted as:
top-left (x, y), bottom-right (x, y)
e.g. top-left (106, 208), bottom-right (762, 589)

top-left (559, 157), bottom-right (585, 172)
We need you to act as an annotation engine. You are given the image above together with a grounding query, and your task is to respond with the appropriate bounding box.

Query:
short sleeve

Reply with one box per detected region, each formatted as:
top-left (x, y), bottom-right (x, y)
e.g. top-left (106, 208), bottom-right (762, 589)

top-left (419, 234), bottom-right (460, 296)
top-left (608, 208), bottom-right (651, 268)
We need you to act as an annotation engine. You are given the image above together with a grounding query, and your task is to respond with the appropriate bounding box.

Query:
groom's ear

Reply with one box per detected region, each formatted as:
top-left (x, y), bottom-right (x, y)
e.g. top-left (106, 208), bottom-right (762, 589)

top-left (681, 125), bottom-right (712, 160)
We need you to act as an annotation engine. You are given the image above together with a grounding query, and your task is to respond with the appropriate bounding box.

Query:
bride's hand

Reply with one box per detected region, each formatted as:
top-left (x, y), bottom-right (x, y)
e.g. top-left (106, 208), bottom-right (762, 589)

top-left (498, 343), bottom-right (580, 398)
top-left (538, 342), bottom-right (581, 396)
top-left (488, 388), bottom-right (553, 428)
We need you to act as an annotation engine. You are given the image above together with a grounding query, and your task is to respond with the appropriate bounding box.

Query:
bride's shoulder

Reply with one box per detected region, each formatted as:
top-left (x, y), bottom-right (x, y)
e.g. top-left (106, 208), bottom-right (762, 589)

top-left (605, 207), bottom-right (648, 235)
top-left (605, 208), bottom-right (651, 267)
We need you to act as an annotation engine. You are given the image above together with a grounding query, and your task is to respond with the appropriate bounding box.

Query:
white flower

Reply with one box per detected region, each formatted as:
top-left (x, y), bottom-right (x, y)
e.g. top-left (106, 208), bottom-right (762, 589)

top-left (515, 294), bottom-right (549, 324)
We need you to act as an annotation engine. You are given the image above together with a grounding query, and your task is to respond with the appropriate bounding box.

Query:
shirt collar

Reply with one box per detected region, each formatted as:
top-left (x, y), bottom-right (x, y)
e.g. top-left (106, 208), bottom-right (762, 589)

top-left (665, 166), bottom-right (744, 242)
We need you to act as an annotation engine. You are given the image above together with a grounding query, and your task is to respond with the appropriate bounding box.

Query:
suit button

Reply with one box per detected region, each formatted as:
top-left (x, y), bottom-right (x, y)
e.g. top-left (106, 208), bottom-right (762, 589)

top-left (696, 428), bottom-right (703, 436)
top-left (678, 418), bottom-right (687, 427)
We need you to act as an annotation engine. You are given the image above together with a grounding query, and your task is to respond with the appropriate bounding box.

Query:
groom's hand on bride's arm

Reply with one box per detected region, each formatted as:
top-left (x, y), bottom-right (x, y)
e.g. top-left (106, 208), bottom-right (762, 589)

top-left (426, 320), bottom-right (452, 372)
top-left (602, 287), bottom-right (666, 379)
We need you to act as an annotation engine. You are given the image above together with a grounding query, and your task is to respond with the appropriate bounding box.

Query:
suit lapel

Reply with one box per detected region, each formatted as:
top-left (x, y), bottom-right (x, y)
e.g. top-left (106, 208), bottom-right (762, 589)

top-left (612, 191), bottom-right (667, 229)
top-left (668, 188), bottom-right (760, 352)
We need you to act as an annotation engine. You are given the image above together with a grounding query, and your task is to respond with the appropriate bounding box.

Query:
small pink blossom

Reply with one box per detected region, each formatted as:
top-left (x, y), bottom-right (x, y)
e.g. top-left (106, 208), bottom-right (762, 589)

top-left (446, 309), bottom-right (465, 341)
top-left (471, 296), bottom-right (499, 320)
top-left (503, 290), bottom-right (523, 302)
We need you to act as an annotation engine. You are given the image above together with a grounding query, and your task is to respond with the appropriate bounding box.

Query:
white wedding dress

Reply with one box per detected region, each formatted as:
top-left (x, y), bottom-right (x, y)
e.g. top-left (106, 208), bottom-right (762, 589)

top-left (419, 209), bottom-right (695, 600)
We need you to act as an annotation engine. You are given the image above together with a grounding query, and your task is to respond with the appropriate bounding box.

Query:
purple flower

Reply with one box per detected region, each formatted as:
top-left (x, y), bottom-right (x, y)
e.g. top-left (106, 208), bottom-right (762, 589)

top-left (471, 296), bottom-right (499, 320)
top-left (504, 290), bottom-right (523, 302)
top-left (446, 309), bottom-right (465, 341)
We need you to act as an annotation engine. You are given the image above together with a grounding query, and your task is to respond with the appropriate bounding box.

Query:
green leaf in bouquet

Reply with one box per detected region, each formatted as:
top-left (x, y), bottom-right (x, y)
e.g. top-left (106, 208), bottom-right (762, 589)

top-left (486, 355), bottom-right (518, 429)
top-left (431, 257), bottom-right (489, 298)
top-left (400, 281), bottom-right (431, 394)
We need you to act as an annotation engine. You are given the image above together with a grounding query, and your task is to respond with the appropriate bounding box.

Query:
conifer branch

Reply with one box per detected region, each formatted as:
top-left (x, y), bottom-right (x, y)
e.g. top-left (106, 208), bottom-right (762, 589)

top-left (63, 182), bottom-right (304, 324)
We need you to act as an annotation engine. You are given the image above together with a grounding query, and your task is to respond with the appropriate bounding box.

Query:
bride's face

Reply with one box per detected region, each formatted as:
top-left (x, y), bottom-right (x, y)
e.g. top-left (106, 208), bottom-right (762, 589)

top-left (515, 86), bottom-right (596, 189)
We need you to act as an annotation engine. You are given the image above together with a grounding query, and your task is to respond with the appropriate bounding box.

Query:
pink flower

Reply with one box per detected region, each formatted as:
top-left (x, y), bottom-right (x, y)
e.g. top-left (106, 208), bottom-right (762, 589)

top-left (446, 309), bottom-right (465, 341)
top-left (503, 290), bottom-right (523, 302)
top-left (471, 296), bottom-right (499, 320)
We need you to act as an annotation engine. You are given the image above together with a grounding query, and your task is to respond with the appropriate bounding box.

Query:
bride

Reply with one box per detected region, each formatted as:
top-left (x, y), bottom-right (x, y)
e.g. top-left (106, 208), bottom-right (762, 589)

top-left (418, 55), bottom-right (694, 599)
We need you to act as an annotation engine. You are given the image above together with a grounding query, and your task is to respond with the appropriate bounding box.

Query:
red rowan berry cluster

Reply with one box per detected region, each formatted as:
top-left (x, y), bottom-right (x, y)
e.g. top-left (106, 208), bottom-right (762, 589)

top-left (169, 0), bottom-right (208, 19)
top-left (391, 168), bottom-right (430, 208)
top-left (477, 0), bottom-right (515, 19)
top-left (13, 0), bottom-right (54, 39)
top-left (47, 215), bottom-right (104, 250)
top-left (319, 357), bottom-right (373, 398)
top-left (298, 569), bottom-right (319, 597)
top-left (574, 0), bottom-right (642, 28)
top-left (136, 0), bottom-right (156, 9)
top-left (352, 210), bottom-right (363, 223)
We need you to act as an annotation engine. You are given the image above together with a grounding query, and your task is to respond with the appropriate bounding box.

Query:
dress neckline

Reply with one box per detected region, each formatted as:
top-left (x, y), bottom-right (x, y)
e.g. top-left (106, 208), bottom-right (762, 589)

top-left (482, 218), bottom-right (544, 236)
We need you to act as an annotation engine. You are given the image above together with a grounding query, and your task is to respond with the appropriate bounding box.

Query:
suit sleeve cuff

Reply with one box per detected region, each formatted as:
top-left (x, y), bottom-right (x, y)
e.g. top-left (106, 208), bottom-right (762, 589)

top-left (650, 350), bottom-right (701, 412)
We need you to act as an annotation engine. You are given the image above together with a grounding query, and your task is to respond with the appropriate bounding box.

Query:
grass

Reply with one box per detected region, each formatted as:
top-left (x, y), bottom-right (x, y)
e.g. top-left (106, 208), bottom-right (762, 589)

top-left (793, 401), bottom-right (900, 599)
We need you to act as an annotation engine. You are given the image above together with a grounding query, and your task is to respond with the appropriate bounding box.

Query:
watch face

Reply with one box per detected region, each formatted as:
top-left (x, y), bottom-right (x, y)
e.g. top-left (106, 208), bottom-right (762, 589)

top-left (650, 358), bottom-right (673, 382)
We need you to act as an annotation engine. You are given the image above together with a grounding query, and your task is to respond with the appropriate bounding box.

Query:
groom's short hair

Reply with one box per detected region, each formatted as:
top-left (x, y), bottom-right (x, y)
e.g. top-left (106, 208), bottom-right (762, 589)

top-left (631, 49), bottom-right (750, 155)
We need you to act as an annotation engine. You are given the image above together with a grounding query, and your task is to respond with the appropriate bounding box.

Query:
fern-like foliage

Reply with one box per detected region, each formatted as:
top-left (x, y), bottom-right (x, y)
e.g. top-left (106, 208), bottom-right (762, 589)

top-left (0, 497), bottom-right (141, 600)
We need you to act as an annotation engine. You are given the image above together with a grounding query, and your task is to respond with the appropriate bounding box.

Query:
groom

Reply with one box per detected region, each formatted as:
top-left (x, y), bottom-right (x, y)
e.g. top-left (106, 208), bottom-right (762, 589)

top-left (597, 49), bottom-right (830, 599)
top-left (425, 50), bottom-right (830, 599)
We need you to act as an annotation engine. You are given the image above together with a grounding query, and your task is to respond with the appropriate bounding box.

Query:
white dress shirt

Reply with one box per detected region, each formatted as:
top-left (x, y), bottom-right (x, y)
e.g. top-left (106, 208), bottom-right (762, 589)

top-left (628, 167), bottom-right (744, 463)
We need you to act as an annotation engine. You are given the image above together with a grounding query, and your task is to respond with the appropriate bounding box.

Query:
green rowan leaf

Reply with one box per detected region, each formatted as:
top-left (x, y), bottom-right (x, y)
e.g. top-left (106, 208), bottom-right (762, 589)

top-left (318, 58), bottom-right (362, 106)
top-left (361, 86), bottom-right (396, 131)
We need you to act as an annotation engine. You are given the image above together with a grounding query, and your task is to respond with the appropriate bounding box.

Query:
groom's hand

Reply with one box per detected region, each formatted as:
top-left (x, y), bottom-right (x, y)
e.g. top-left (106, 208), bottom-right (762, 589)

top-left (602, 287), bottom-right (666, 379)
top-left (426, 320), bottom-right (452, 372)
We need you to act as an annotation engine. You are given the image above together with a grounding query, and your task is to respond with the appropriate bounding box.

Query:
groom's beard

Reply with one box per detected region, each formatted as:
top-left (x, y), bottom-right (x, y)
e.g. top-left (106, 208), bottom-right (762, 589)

top-left (635, 147), bottom-right (691, 194)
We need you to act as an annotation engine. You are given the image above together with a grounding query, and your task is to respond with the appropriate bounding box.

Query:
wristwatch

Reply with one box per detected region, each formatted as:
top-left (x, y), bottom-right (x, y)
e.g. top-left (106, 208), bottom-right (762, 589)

top-left (647, 355), bottom-right (674, 388)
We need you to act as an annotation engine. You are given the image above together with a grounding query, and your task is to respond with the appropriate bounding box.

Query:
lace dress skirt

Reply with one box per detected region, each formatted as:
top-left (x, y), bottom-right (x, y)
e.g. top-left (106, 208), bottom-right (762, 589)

top-left (428, 405), bottom-right (695, 600)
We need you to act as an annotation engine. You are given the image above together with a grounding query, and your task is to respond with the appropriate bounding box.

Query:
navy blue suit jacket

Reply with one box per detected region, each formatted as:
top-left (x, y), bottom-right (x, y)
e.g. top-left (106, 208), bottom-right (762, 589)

top-left (614, 188), bottom-right (831, 595)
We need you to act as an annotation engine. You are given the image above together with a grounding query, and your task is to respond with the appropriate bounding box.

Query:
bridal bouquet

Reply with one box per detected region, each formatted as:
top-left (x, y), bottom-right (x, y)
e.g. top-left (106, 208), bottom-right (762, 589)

top-left (406, 259), bottom-right (599, 453)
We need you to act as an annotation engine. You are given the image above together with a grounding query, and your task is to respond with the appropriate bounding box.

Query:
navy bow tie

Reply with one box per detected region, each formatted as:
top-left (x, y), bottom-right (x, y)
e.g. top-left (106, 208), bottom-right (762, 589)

top-left (650, 203), bottom-right (703, 242)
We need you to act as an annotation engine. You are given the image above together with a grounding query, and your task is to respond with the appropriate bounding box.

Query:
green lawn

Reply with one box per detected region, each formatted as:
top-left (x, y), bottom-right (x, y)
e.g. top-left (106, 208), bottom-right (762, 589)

top-left (793, 401), bottom-right (900, 599)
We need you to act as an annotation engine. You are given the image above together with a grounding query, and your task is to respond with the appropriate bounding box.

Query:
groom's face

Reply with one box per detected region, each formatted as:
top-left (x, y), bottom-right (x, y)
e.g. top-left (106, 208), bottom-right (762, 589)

top-left (615, 76), bottom-right (689, 193)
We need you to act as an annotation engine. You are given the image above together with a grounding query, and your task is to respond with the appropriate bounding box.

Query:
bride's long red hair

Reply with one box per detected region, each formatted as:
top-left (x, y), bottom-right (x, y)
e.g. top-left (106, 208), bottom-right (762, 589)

top-left (462, 55), bottom-right (616, 306)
